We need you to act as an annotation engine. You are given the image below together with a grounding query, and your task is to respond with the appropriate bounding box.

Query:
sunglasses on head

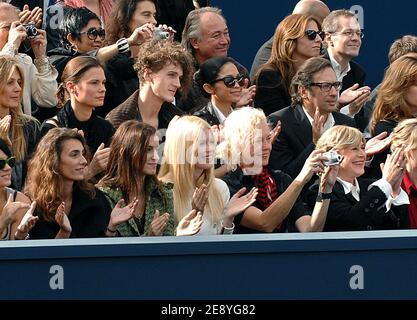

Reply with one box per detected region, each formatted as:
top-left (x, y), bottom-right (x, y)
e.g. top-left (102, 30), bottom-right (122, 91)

top-left (79, 27), bottom-right (106, 41)
top-left (212, 75), bottom-right (245, 88)
top-left (305, 29), bottom-right (325, 41)
top-left (0, 156), bottom-right (15, 170)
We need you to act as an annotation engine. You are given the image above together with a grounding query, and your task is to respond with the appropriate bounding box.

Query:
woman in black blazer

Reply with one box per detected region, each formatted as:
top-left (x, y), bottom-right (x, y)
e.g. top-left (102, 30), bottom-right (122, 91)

top-left (315, 125), bottom-right (410, 231)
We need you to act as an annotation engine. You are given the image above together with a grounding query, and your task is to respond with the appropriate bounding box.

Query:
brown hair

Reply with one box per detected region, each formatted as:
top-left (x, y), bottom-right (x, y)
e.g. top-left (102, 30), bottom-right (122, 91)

top-left (369, 53), bottom-right (417, 134)
top-left (25, 128), bottom-right (95, 222)
top-left (57, 56), bottom-right (103, 107)
top-left (256, 14), bottom-right (322, 92)
top-left (97, 120), bottom-right (160, 203)
top-left (134, 40), bottom-right (194, 96)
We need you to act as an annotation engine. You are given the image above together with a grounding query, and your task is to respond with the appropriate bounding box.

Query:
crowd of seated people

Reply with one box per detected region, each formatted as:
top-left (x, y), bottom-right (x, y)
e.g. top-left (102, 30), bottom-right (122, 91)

top-left (1, 0), bottom-right (417, 241)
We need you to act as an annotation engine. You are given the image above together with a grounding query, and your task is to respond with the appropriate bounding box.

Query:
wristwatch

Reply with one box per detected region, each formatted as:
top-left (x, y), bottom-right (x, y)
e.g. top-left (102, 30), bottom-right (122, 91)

top-left (316, 192), bottom-right (332, 202)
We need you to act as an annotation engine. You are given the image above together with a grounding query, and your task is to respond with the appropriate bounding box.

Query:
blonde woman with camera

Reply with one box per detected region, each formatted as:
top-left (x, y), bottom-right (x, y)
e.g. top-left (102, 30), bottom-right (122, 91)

top-left (315, 125), bottom-right (410, 231)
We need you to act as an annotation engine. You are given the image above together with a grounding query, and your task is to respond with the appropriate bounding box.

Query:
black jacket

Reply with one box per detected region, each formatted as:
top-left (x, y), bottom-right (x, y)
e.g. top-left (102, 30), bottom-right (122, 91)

top-left (322, 179), bottom-right (409, 231)
top-left (30, 186), bottom-right (112, 239)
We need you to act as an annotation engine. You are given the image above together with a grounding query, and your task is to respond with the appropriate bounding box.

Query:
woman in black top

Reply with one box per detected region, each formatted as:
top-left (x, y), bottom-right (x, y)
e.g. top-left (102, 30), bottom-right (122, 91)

top-left (41, 56), bottom-right (114, 178)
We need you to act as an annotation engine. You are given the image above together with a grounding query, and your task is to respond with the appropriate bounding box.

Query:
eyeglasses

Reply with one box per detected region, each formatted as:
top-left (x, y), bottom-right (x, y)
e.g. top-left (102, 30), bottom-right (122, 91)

top-left (331, 30), bottom-right (364, 39)
top-left (0, 156), bottom-right (16, 170)
top-left (212, 75), bottom-right (245, 88)
top-left (309, 82), bottom-right (343, 92)
top-left (305, 30), bottom-right (325, 41)
top-left (79, 27), bottom-right (106, 41)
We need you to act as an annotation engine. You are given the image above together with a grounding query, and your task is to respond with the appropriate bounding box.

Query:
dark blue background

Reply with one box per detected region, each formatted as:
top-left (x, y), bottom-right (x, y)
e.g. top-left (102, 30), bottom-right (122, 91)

top-left (211, 0), bottom-right (417, 88)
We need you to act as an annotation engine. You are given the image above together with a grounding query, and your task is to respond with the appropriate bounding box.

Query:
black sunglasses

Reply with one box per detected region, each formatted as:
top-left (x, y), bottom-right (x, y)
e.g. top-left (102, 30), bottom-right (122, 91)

top-left (79, 27), bottom-right (106, 41)
top-left (0, 156), bottom-right (16, 170)
top-left (213, 75), bottom-right (245, 88)
top-left (305, 29), bottom-right (325, 41)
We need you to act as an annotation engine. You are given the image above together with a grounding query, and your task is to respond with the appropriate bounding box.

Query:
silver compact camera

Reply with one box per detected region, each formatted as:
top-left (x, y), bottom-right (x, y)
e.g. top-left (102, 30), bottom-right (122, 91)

top-left (323, 151), bottom-right (342, 166)
top-left (153, 27), bottom-right (170, 40)
top-left (24, 23), bottom-right (38, 39)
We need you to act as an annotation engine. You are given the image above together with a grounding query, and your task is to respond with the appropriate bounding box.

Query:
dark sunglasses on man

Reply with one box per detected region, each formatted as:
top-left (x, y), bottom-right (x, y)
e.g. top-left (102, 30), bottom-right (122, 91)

top-left (305, 29), bottom-right (325, 41)
top-left (0, 156), bottom-right (16, 170)
top-left (79, 27), bottom-right (106, 41)
top-left (212, 74), bottom-right (245, 88)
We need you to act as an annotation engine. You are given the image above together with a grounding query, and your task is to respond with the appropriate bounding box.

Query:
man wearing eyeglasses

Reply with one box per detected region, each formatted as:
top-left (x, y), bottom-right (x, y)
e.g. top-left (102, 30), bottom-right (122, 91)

top-left (0, 2), bottom-right (58, 116)
top-left (267, 57), bottom-right (355, 189)
top-left (322, 9), bottom-right (371, 131)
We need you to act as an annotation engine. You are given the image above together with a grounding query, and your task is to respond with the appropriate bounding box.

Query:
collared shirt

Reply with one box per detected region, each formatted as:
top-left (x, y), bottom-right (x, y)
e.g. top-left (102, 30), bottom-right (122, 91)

top-left (211, 102), bottom-right (232, 125)
top-left (328, 51), bottom-right (359, 118)
top-left (401, 171), bottom-right (417, 228)
top-left (337, 177), bottom-right (409, 211)
top-left (302, 106), bottom-right (335, 133)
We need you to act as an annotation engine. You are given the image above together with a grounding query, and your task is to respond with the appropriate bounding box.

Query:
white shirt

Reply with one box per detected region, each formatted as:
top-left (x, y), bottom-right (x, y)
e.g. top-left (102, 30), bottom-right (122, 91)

top-left (211, 102), bottom-right (232, 125)
top-left (302, 106), bottom-right (335, 133)
top-left (337, 177), bottom-right (409, 211)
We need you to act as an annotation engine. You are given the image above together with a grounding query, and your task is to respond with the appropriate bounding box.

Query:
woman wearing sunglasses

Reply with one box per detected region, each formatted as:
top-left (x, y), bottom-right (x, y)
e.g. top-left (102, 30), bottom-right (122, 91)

top-left (0, 57), bottom-right (40, 191)
top-left (0, 139), bottom-right (38, 240)
top-left (27, 128), bottom-right (137, 239)
top-left (41, 56), bottom-right (114, 179)
top-left (253, 14), bottom-right (324, 116)
top-left (193, 57), bottom-right (245, 126)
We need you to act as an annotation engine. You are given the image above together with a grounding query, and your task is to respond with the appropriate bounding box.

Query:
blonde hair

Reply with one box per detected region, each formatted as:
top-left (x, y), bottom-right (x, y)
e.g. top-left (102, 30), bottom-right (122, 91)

top-left (369, 53), bottom-right (417, 135)
top-left (217, 107), bottom-right (267, 171)
top-left (315, 125), bottom-right (365, 151)
top-left (391, 118), bottom-right (417, 153)
top-left (25, 128), bottom-right (94, 222)
top-left (0, 57), bottom-right (36, 161)
top-left (158, 116), bottom-right (224, 224)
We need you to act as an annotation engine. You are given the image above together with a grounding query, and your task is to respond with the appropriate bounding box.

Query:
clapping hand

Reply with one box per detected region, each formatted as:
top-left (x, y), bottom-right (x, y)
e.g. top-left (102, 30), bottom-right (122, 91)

top-left (176, 209), bottom-right (203, 236)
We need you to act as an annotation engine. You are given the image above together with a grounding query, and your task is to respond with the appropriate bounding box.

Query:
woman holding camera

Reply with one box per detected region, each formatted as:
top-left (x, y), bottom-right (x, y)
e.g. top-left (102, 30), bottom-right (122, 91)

top-left (219, 107), bottom-right (338, 233)
top-left (315, 125), bottom-right (410, 231)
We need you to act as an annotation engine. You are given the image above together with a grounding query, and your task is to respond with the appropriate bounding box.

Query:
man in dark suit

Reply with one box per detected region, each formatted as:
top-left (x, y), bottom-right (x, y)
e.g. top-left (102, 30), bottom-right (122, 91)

top-left (267, 57), bottom-right (356, 179)
top-left (322, 9), bottom-right (370, 131)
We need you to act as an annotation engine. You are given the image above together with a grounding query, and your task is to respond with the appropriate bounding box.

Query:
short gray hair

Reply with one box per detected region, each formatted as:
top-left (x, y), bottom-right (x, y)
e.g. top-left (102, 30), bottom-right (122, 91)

top-left (322, 9), bottom-right (356, 33)
top-left (181, 7), bottom-right (225, 55)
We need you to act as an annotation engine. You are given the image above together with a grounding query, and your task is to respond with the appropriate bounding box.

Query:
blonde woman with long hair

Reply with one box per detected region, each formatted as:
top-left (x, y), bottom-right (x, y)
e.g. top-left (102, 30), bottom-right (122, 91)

top-left (391, 118), bottom-right (417, 228)
top-left (0, 56), bottom-right (40, 191)
top-left (159, 116), bottom-right (258, 235)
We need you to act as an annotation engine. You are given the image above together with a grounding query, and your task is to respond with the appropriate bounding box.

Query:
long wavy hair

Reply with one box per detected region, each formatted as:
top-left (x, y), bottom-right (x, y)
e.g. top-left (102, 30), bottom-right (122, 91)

top-left (97, 120), bottom-right (163, 203)
top-left (256, 14), bottom-right (321, 92)
top-left (0, 57), bottom-right (37, 161)
top-left (369, 53), bottom-right (417, 135)
top-left (25, 128), bottom-right (94, 222)
top-left (158, 116), bottom-right (224, 224)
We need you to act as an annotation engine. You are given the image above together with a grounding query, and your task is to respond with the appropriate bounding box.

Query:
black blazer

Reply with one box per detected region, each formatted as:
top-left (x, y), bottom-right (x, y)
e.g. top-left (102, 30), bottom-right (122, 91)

top-left (323, 179), bottom-right (409, 231)
top-left (193, 101), bottom-right (221, 126)
top-left (323, 51), bottom-right (368, 131)
top-left (267, 104), bottom-right (356, 178)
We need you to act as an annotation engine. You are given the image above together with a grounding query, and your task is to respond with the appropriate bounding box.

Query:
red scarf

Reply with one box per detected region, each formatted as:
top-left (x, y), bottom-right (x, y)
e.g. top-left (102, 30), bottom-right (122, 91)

top-left (250, 167), bottom-right (278, 210)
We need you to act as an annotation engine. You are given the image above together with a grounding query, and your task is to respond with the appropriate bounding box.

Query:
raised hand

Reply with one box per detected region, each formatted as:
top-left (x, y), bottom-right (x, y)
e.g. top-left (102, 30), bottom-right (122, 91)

top-left (15, 201), bottom-right (38, 239)
top-left (30, 29), bottom-right (48, 59)
top-left (1, 194), bottom-right (30, 226)
top-left (296, 149), bottom-right (327, 184)
top-left (191, 184), bottom-right (208, 213)
top-left (381, 147), bottom-right (406, 197)
top-left (148, 210), bottom-right (170, 236)
top-left (339, 83), bottom-right (371, 107)
top-left (128, 22), bottom-right (154, 46)
top-left (236, 79), bottom-right (256, 107)
top-left (0, 115), bottom-right (12, 148)
top-left (55, 202), bottom-right (71, 234)
top-left (19, 5), bottom-right (43, 28)
top-left (312, 108), bottom-right (325, 145)
top-left (270, 120), bottom-right (281, 144)
top-left (157, 24), bottom-right (176, 41)
top-left (319, 161), bottom-right (341, 194)
top-left (88, 143), bottom-right (110, 177)
top-left (365, 131), bottom-right (391, 157)
top-left (176, 209), bottom-right (203, 236)
top-left (109, 198), bottom-right (138, 229)
top-left (7, 21), bottom-right (27, 49)
top-left (224, 187), bottom-right (258, 218)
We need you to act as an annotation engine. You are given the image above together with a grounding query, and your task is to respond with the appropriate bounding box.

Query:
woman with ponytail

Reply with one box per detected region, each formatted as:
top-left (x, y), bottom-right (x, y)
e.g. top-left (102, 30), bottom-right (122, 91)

top-left (40, 56), bottom-right (114, 179)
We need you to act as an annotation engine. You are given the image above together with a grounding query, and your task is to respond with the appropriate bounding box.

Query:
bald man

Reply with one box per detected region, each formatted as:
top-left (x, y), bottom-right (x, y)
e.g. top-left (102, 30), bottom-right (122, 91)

top-left (249, 0), bottom-right (330, 79)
